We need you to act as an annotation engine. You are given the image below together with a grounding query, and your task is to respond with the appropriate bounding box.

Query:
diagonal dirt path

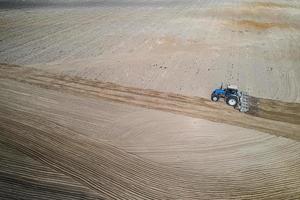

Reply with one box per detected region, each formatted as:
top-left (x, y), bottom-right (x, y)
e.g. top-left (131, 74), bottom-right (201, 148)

top-left (0, 63), bottom-right (299, 141)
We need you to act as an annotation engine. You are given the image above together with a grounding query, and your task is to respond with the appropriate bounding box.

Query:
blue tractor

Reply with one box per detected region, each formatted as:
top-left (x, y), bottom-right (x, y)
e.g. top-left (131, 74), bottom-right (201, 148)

top-left (211, 84), bottom-right (240, 107)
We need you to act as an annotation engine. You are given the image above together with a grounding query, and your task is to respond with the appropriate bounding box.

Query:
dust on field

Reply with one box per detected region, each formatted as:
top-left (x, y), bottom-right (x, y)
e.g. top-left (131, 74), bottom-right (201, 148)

top-left (250, 2), bottom-right (300, 9)
top-left (232, 20), bottom-right (290, 30)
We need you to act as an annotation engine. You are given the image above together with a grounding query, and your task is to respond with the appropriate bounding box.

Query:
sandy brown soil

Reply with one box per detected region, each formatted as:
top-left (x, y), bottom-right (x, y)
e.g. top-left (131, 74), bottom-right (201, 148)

top-left (1, 63), bottom-right (299, 140)
top-left (1, 0), bottom-right (300, 199)
top-left (0, 63), bottom-right (300, 199)
top-left (1, 0), bottom-right (300, 101)
top-left (0, 142), bottom-right (101, 200)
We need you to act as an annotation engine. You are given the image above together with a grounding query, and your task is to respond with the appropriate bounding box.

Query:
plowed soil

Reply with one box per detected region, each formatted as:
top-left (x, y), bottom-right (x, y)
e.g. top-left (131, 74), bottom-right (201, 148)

top-left (1, 0), bottom-right (300, 199)
top-left (0, 63), bottom-right (300, 199)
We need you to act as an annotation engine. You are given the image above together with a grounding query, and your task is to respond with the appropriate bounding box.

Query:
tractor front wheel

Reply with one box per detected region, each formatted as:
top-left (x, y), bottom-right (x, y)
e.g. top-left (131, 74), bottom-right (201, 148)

top-left (211, 94), bottom-right (220, 102)
top-left (226, 96), bottom-right (238, 107)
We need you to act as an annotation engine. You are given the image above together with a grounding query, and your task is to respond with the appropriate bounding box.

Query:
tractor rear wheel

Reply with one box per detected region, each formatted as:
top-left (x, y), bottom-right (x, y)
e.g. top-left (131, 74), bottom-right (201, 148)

top-left (226, 96), bottom-right (238, 107)
top-left (211, 94), bottom-right (220, 102)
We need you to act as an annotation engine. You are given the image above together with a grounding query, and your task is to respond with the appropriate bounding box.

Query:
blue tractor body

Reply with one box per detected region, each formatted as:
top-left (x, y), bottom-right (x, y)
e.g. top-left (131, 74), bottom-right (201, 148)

top-left (212, 89), bottom-right (225, 96)
top-left (211, 85), bottom-right (240, 107)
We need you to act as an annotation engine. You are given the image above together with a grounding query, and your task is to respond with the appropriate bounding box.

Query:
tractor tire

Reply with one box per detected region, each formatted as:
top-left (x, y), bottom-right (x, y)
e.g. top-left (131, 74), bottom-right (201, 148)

top-left (211, 94), bottom-right (220, 102)
top-left (226, 96), bottom-right (238, 107)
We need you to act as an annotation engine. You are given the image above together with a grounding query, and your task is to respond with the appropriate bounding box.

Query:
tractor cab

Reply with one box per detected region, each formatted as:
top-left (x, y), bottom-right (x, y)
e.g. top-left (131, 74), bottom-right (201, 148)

top-left (224, 85), bottom-right (238, 96)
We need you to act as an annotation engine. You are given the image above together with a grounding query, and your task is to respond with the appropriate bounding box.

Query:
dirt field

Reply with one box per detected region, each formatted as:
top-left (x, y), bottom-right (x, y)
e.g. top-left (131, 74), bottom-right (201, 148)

top-left (1, 64), bottom-right (300, 199)
top-left (1, 0), bottom-right (300, 199)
